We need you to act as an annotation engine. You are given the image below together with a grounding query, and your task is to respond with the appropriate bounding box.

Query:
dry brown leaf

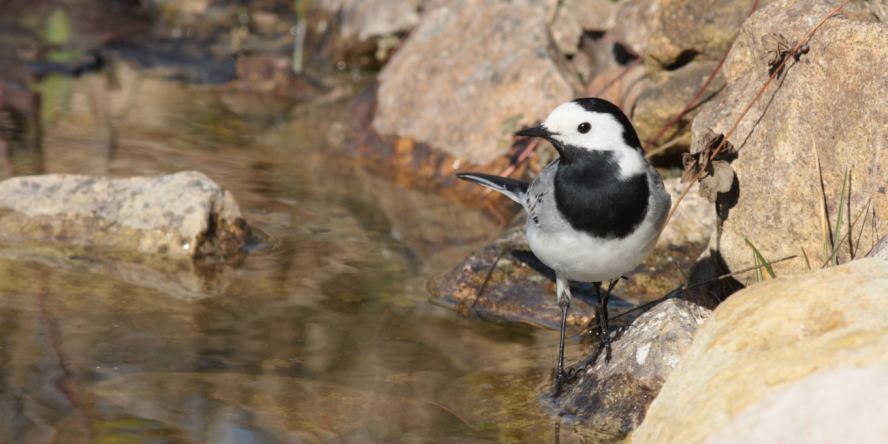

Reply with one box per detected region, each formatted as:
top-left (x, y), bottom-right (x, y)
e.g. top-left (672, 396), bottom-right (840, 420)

top-left (683, 129), bottom-right (736, 202)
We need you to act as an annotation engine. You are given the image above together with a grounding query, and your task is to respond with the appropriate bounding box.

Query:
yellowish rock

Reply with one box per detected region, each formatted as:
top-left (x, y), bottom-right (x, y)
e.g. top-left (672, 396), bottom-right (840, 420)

top-left (628, 259), bottom-right (888, 444)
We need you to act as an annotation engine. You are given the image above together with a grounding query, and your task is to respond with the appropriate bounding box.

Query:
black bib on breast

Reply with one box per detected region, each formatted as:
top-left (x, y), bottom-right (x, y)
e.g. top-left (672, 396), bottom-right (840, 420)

top-left (554, 149), bottom-right (650, 239)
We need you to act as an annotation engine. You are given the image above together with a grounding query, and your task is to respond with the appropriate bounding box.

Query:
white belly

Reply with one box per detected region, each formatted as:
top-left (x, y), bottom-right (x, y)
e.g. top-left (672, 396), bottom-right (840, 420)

top-left (525, 218), bottom-right (660, 283)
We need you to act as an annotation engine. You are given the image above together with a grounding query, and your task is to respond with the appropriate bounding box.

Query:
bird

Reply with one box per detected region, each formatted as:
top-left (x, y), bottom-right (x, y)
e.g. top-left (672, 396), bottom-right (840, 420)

top-left (456, 98), bottom-right (671, 396)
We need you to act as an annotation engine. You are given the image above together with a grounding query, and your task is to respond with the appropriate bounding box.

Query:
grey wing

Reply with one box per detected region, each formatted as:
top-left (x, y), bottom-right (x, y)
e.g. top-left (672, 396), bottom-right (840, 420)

top-left (646, 164), bottom-right (672, 230)
top-left (525, 160), bottom-right (567, 229)
top-left (456, 172), bottom-right (529, 205)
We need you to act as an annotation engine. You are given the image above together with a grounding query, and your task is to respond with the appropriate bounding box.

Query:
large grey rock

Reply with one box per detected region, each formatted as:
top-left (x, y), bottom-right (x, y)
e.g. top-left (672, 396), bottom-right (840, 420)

top-left (644, 0), bottom-right (767, 72)
top-left (688, 0), bottom-right (888, 281)
top-left (558, 298), bottom-right (710, 440)
top-left (628, 259), bottom-right (888, 444)
top-left (0, 171), bottom-right (249, 261)
top-left (373, 0), bottom-right (582, 167)
top-left (702, 365), bottom-right (888, 444)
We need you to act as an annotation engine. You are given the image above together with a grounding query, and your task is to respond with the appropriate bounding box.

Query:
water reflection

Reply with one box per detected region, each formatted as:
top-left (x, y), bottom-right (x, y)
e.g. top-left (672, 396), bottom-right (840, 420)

top-left (0, 67), bottom-right (598, 443)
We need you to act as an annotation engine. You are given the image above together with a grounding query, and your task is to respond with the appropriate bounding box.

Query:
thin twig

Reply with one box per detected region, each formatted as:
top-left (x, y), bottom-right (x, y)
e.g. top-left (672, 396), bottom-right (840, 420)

top-left (374, 306), bottom-right (392, 339)
top-left (611, 255), bottom-right (796, 321)
top-left (470, 248), bottom-right (509, 311)
top-left (642, 0), bottom-right (761, 152)
top-left (484, 139), bottom-right (540, 197)
top-left (590, 57), bottom-right (644, 98)
top-left (661, 0), bottom-right (852, 231)
top-left (483, 201), bottom-right (508, 227)
top-left (689, 255), bottom-right (796, 289)
top-left (853, 200), bottom-right (873, 259)
top-left (416, 397), bottom-right (474, 428)
top-left (609, 289), bottom-right (683, 321)
top-left (644, 130), bottom-right (691, 160)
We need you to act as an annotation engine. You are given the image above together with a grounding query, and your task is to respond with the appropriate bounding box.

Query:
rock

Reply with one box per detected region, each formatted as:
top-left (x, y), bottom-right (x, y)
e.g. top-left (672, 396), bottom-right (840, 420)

top-left (865, 233), bottom-right (888, 261)
top-left (688, 0), bottom-right (888, 283)
top-left (584, 62), bottom-right (648, 118)
top-left (558, 298), bottom-right (710, 440)
top-left (645, 0), bottom-right (764, 73)
top-left (231, 53), bottom-right (324, 101)
top-left (549, 0), bottom-right (620, 55)
top-left (139, 0), bottom-right (236, 32)
top-left (572, 0), bottom-right (654, 83)
top-left (702, 365), bottom-right (888, 444)
top-left (633, 61), bottom-right (726, 150)
top-left (659, 177), bottom-right (716, 247)
top-left (0, 78), bottom-right (42, 179)
top-left (854, 0), bottom-right (888, 23)
top-left (318, 0), bottom-right (431, 43)
top-left (427, 218), bottom-right (599, 330)
top-left (373, 0), bottom-right (582, 167)
top-left (609, 0), bottom-right (660, 56)
top-left (0, 171), bottom-right (250, 261)
top-left (627, 259), bottom-right (888, 444)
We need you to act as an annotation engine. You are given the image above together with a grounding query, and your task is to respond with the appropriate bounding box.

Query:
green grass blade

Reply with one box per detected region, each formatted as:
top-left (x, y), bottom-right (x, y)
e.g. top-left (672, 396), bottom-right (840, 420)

top-left (740, 232), bottom-right (776, 279)
top-left (832, 167), bottom-right (849, 267)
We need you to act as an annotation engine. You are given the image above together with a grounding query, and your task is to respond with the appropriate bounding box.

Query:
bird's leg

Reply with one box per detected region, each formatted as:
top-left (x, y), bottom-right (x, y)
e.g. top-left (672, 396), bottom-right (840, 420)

top-left (567, 281), bottom-right (603, 375)
top-left (600, 278), bottom-right (619, 363)
top-left (588, 279), bottom-right (619, 366)
top-left (554, 275), bottom-right (571, 397)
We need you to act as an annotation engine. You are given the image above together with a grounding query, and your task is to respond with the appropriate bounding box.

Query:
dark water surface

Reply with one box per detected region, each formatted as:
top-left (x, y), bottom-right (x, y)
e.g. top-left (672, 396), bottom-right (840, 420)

top-left (0, 68), bottom-right (601, 443)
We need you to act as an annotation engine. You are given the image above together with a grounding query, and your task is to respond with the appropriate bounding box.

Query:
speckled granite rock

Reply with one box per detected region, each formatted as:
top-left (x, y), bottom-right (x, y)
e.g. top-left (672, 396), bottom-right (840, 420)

top-left (688, 0), bottom-right (888, 283)
top-left (629, 259), bottom-right (888, 444)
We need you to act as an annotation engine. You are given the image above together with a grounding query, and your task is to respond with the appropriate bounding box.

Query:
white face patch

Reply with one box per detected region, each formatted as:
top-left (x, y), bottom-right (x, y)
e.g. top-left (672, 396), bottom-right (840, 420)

top-left (541, 101), bottom-right (645, 179)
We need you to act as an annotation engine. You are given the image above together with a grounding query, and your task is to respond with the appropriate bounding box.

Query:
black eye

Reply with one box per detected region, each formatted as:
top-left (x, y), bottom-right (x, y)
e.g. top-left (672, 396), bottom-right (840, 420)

top-left (577, 122), bottom-right (591, 134)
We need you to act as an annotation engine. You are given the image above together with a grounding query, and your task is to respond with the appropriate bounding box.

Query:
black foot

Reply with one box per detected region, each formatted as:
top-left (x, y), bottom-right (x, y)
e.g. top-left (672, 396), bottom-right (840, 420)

top-left (554, 367), bottom-right (569, 397)
top-left (603, 329), bottom-right (613, 364)
top-left (581, 329), bottom-right (613, 369)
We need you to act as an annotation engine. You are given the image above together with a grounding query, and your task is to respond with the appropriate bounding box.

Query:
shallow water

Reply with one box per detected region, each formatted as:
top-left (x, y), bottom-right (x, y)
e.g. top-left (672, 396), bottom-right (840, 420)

top-left (0, 67), bottom-right (613, 443)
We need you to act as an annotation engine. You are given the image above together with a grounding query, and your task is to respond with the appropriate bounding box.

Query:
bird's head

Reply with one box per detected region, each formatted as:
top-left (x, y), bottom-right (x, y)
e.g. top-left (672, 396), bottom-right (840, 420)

top-left (516, 98), bottom-right (643, 160)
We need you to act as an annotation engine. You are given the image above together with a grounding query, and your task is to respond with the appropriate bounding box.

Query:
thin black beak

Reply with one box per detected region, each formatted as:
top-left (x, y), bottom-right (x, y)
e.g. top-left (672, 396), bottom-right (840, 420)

top-left (515, 125), bottom-right (555, 140)
top-left (516, 125), bottom-right (563, 154)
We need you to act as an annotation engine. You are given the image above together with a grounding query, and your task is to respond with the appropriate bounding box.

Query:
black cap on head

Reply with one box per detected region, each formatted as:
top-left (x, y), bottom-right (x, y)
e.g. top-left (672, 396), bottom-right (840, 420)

top-left (570, 98), bottom-right (642, 151)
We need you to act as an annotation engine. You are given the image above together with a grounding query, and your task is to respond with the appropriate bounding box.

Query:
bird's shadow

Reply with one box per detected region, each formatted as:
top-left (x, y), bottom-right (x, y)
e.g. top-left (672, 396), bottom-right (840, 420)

top-left (509, 249), bottom-right (615, 308)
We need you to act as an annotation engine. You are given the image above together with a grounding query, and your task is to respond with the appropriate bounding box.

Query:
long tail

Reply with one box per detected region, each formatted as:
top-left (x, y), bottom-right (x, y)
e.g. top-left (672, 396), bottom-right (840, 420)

top-left (456, 172), bottom-right (529, 205)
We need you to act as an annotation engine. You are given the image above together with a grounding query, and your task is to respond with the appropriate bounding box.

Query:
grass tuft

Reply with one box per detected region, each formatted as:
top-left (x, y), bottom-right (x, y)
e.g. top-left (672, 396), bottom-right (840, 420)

top-left (832, 167), bottom-right (849, 267)
top-left (740, 232), bottom-right (776, 279)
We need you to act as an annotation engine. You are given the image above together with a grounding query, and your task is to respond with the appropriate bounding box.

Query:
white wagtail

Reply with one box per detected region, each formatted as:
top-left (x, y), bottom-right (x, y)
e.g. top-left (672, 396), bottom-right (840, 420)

top-left (457, 98), bottom-right (671, 395)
